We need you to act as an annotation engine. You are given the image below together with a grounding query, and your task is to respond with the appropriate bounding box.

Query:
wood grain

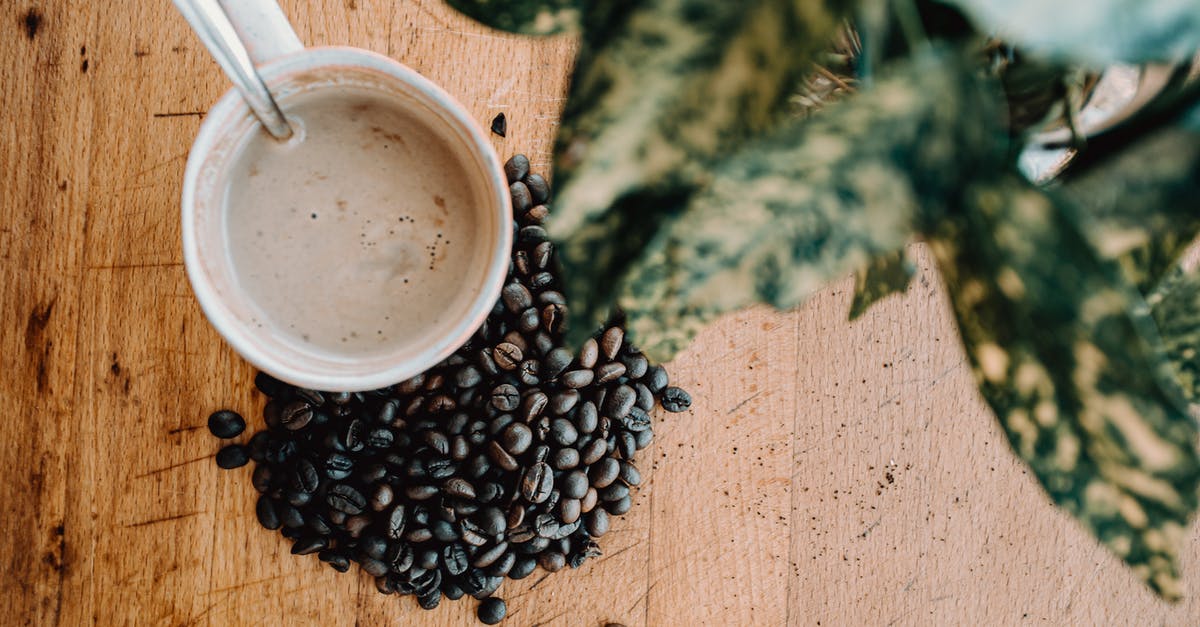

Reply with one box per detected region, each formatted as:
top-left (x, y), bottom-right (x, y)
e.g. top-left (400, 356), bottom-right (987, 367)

top-left (0, 1), bottom-right (1197, 625)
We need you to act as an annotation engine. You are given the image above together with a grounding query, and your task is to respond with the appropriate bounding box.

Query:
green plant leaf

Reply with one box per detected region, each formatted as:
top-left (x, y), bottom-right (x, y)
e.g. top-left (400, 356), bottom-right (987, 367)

top-left (555, 52), bottom-right (1006, 358)
top-left (848, 250), bottom-right (914, 320)
top-left (444, 0), bottom-right (579, 35)
top-left (1058, 124), bottom-right (1200, 293)
top-left (929, 176), bottom-right (1200, 600)
top-left (945, 0), bottom-right (1200, 65)
top-left (1152, 267), bottom-right (1200, 404)
top-left (551, 0), bottom-right (854, 233)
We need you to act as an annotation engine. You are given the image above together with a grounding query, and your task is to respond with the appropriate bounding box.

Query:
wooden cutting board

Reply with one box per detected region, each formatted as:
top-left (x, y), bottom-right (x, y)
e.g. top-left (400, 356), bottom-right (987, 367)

top-left (1, 1), bottom-right (1197, 624)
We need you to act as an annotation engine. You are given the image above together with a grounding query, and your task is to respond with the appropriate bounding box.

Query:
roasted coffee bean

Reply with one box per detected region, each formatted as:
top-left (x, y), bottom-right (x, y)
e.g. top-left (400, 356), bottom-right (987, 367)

top-left (423, 430), bottom-right (450, 456)
top-left (248, 431), bottom-right (270, 462)
top-left (473, 542), bottom-right (508, 568)
top-left (501, 422), bottom-right (533, 456)
top-left (575, 401), bottom-right (599, 434)
top-left (398, 373), bottom-right (425, 394)
top-left (431, 519), bottom-right (458, 542)
top-left (619, 461), bottom-right (642, 486)
top-left (589, 458), bottom-right (620, 488)
top-left (285, 490), bottom-right (312, 507)
top-left (621, 406), bottom-right (653, 432)
top-left (326, 484), bottom-right (366, 515)
top-left (477, 482), bottom-right (504, 504)
top-left (477, 506), bottom-right (507, 536)
top-left (365, 427), bottom-right (394, 449)
top-left (443, 478), bottom-right (476, 500)
top-left (538, 551), bottom-right (566, 573)
top-left (493, 343), bottom-right (523, 370)
top-left (518, 360), bottom-right (540, 385)
top-left (523, 172), bottom-right (550, 203)
top-left (455, 365), bottom-right (482, 389)
top-left (510, 181), bottom-right (533, 213)
top-left (621, 352), bottom-right (649, 379)
top-left (502, 331), bottom-right (527, 352)
top-left (538, 291), bottom-right (565, 307)
top-left (295, 388), bottom-right (324, 406)
top-left (509, 557), bottom-right (537, 580)
top-left (549, 389), bottom-right (580, 415)
top-left (607, 495), bottom-right (633, 515)
top-left (552, 447), bottom-right (580, 470)
top-left (477, 348), bottom-right (500, 376)
top-left (519, 225), bottom-right (548, 245)
top-left (561, 369), bottom-right (594, 389)
top-left (543, 347), bottom-right (572, 379)
top-left (600, 482), bottom-right (630, 502)
top-left (371, 484), bottom-right (394, 512)
top-left (486, 551), bottom-right (516, 577)
top-left (520, 462), bottom-right (554, 503)
top-left (513, 249), bottom-right (531, 275)
top-left (635, 427), bottom-right (654, 450)
top-left (540, 303), bottom-right (565, 334)
top-left (324, 453), bottom-right (353, 480)
top-left (533, 513), bottom-right (560, 539)
top-left (460, 520), bottom-right (488, 546)
top-left (501, 282), bottom-right (532, 313)
top-left (533, 331), bottom-right (554, 356)
top-left (517, 536), bottom-right (551, 554)
top-left (306, 514), bottom-right (332, 536)
top-left (443, 544), bottom-right (468, 575)
top-left (418, 549), bottom-right (439, 570)
top-left (525, 204), bottom-right (549, 223)
top-left (208, 410), bottom-right (245, 438)
top-left (580, 487), bottom-right (599, 513)
top-left (281, 527), bottom-right (302, 540)
top-left (362, 536), bottom-right (388, 561)
top-left (255, 495), bottom-right (281, 530)
top-left (345, 514), bottom-right (371, 538)
top-left (251, 464), bottom-right (273, 493)
top-left (504, 154), bottom-right (530, 183)
top-left (591, 361), bottom-right (624, 385)
top-left (279, 400), bottom-right (313, 431)
top-left (581, 438), bottom-right (608, 465)
top-left (522, 391), bottom-right (549, 421)
top-left (506, 505), bottom-right (526, 530)
top-left (361, 557), bottom-right (389, 578)
top-left (427, 394), bottom-right (456, 413)
top-left (450, 435), bottom-right (470, 461)
top-left (560, 497), bottom-right (582, 525)
top-left (578, 338), bottom-right (599, 369)
top-left (550, 419), bottom-right (578, 447)
top-left (216, 444), bottom-right (249, 469)
top-left (644, 365), bottom-right (669, 393)
top-left (319, 549), bottom-right (351, 573)
top-left (254, 372), bottom-right (289, 397)
top-left (376, 575), bottom-right (396, 596)
top-left (618, 431), bottom-right (637, 459)
top-left (517, 307), bottom-right (540, 333)
top-left (291, 459), bottom-right (320, 493)
top-left (662, 386), bottom-right (692, 412)
top-left (604, 385), bottom-right (636, 419)
top-left (528, 271), bottom-right (554, 289)
top-left (561, 470), bottom-right (589, 500)
top-left (490, 384), bottom-right (520, 412)
top-left (634, 383), bottom-right (655, 412)
top-left (585, 509), bottom-right (610, 537)
top-left (280, 504), bottom-right (305, 529)
top-left (386, 543), bottom-right (415, 572)
top-left (406, 484), bottom-right (439, 501)
top-left (486, 441), bottom-right (519, 472)
top-left (532, 240), bottom-right (553, 269)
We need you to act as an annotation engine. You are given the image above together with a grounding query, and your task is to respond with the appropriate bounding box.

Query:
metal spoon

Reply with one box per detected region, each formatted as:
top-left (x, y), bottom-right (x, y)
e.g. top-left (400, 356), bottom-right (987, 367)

top-left (172, 0), bottom-right (294, 140)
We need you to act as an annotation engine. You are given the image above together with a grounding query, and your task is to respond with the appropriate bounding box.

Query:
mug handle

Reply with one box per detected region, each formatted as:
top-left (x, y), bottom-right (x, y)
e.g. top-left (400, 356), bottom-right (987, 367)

top-left (216, 0), bottom-right (304, 66)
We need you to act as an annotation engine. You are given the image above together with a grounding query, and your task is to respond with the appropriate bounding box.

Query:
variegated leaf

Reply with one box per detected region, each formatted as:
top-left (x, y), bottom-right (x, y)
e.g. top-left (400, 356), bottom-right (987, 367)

top-left (945, 0), bottom-right (1200, 65)
top-left (555, 53), bottom-right (1005, 358)
top-left (1151, 266), bottom-right (1200, 404)
top-left (551, 0), bottom-right (853, 234)
top-left (1058, 124), bottom-right (1200, 294)
top-left (929, 177), bottom-right (1200, 600)
top-left (848, 250), bottom-right (914, 321)
top-left (444, 0), bottom-right (579, 35)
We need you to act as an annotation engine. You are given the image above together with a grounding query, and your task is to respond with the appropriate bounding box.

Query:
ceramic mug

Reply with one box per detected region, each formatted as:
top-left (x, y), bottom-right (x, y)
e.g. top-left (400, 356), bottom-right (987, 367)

top-left (180, 0), bottom-right (512, 392)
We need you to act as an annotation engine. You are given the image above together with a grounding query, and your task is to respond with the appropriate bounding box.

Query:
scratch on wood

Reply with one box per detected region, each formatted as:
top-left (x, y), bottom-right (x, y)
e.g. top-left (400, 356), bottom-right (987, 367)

top-left (859, 517), bottom-right (882, 539)
top-left (167, 425), bottom-right (203, 435)
top-left (87, 261), bottom-right (183, 271)
top-left (125, 510), bottom-right (204, 527)
top-left (152, 111), bottom-right (206, 118)
top-left (726, 391), bottom-right (762, 415)
top-left (597, 541), bottom-right (639, 563)
top-left (135, 454), bottom-right (212, 478)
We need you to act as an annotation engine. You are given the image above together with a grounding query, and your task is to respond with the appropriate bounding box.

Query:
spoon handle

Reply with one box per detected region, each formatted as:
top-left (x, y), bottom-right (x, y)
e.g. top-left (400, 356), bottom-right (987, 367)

top-left (172, 0), bottom-right (294, 140)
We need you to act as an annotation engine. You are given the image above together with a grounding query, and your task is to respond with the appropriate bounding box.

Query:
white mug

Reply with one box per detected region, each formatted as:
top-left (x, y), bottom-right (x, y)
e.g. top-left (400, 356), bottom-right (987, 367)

top-left (180, 0), bottom-right (512, 392)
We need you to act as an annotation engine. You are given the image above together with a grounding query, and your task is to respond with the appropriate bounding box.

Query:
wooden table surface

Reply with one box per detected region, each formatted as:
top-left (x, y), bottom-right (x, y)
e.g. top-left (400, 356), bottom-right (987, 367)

top-left (2, 1), bottom-right (1199, 625)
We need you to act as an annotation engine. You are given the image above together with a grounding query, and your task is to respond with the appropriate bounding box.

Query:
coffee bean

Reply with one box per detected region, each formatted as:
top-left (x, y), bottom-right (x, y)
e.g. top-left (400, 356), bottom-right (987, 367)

top-left (215, 444), bottom-right (249, 469)
top-left (561, 470), bottom-right (589, 499)
top-left (520, 462), bottom-right (553, 503)
top-left (549, 389), bottom-right (580, 415)
top-left (362, 535), bottom-right (388, 561)
top-left (346, 514), bottom-right (371, 538)
top-left (510, 181), bottom-right (533, 213)
top-left (487, 551), bottom-right (516, 577)
top-left (514, 249), bottom-right (531, 275)
top-left (208, 410), bottom-right (245, 438)
top-left (579, 338), bottom-right (599, 369)
top-left (585, 509), bottom-right (610, 537)
top-left (384, 504), bottom-right (407, 539)
top-left (634, 383), bottom-right (654, 412)
top-left (418, 548), bottom-right (439, 570)
top-left (604, 385), bottom-right (636, 419)
top-left (423, 430), bottom-right (450, 456)
top-left (518, 360), bottom-right (540, 386)
top-left (279, 400), bottom-right (313, 431)
top-left (477, 506), bottom-right (507, 537)
top-left (502, 282), bottom-right (532, 313)
top-left (490, 384), bottom-right (520, 412)
top-left (644, 365), bottom-right (669, 393)
top-left (559, 498), bottom-right (582, 525)
top-left (285, 489), bottom-right (312, 507)
top-left (443, 478), bottom-right (476, 500)
top-left (387, 543), bottom-right (415, 572)
top-left (607, 495), bottom-right (633, 515)
top-left (533, 513), bottom-right (560, 538)
top-left (486, 441), bottom-right (519, 472)
top-left (356, 557), bottom-right (386, 578)
top-left (524, 172), bottom-right (550, 203)
top-left (600, 482), bottom-right (630, 502)
top-left (662, 386), bottom-right (692, 412)
top-left (550, 418), bottom-right (578, 446)
top-left (501, 422), bottom-right (533, 455)
top-left (519, 225), bottom-right (548, 246)
top-left (529, 271), bottom-right (554, 289)
top-left (280, 504), bottom-right (305, 529)
top-left (533, 331), bottom-right (554, 357)
top-left (620, 406), bottom-right (652, 432)
top-left (493, 343), bottom-right (522, 370)
top-left (254, 372), bottom-right (289, 397)
top-left (248, 432), bottom-right (269, 462)
top-left (319, 549), bottom-right (351, 573)
top-left (504, 154), bottom-right (530, 183)
top-left (540, 303), bottom-right (565, 334)
top-left (477, 348), bottom-right (500, 376)
top-left (324, 453), bottom-right (353, 480)
top-left (581, 438), bottom-right (608, 465)
top-left (533, 240), bottom-right (553, 269)
top-left (621, 353), bottom-right (649, 379)
top-left (291, 458), bottom-right (320, 493)
top-left (543, 347), bottom-right (572, 379)
top-left (516, 307), bottom-right (540, 333)
top-left (618, 431), bottom-right (637, 459)
top-left (255, 495), bottom-right (281, 530)
top-left (538, 551), bottom-right (566, 572)
top-left (461, 520), bottom-right (489, 546)
top-left (526, 204), bottom-right (549, 223)
top-left (406, 484), bottom-right (439, 501)
top-left (509, 557), bottom-right (537, 580)
top-left (443, 544), bottom-right (468, 575)
top-left (635, 427), bottom-right (654, 450)
top-left (251, 464), bottom-right (273, 493)
top-left (522, 391), bottom-right (549, 421)
top-left (473, 542), bottom-right (508, 568)
top-left (562, 369), bottom-right (594, 389)
top-left (365, 427), bottom-right (394, 449)
top-left (326, 484), bottom-right (366, 515)
top-left (589, 458), bottom-right (620, 488)
top-left (552, 447), bottom-right (580, 470)
top-left (618, 461), bottom-right (642, 486)
top-left (427, 394), bottom-right (457, 413)
top-left (477, 482), bottom-right (505, 504)
top-left (502, 331), bottom-right (527, 352)
top-left (580, 487), bottom-right (599, 513)
top-left (506, 505), bottom-right (526, 530)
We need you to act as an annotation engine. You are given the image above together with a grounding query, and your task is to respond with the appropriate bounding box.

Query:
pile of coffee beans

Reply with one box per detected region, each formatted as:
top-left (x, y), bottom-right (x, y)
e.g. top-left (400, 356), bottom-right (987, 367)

top-left (208, 155), bottom-right (691, 623)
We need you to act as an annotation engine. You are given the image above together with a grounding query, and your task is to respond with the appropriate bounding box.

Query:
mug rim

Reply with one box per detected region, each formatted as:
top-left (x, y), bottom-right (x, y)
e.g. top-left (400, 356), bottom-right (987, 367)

top-left (182, 46), bottom-right (512, 392)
